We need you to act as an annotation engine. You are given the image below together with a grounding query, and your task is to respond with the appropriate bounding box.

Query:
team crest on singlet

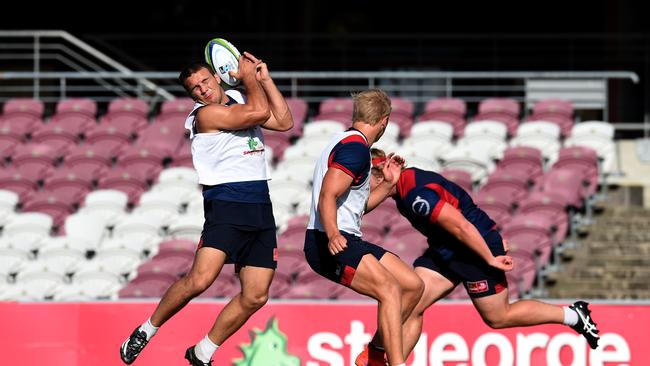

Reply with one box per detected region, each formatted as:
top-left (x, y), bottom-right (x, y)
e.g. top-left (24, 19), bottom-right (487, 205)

top-left (244, 136), bottom-right (265, 155)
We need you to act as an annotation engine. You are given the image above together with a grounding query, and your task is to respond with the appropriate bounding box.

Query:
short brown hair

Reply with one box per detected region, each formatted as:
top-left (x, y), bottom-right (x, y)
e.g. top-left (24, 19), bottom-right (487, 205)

top-left (178, 62), bottom-right (212, 93)
top-left (352, 89), bottom-right (392, 125)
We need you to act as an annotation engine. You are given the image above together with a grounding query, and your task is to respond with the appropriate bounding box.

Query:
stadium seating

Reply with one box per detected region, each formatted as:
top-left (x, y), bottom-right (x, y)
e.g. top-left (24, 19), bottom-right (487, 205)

top-left (0, 95), bottom-right (610, 301)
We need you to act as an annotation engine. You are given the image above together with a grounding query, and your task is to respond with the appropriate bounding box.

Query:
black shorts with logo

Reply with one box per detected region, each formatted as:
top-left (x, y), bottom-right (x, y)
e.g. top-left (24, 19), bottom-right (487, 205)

top-left (304, 229), bottom-right (388, 287)
top-left (199, 199), bottom-right (277, 271)
top-left (413, 230), bottom-right (507, 298)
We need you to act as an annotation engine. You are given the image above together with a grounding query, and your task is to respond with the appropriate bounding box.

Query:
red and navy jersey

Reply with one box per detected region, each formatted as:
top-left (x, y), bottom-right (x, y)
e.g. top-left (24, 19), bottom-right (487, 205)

top-left (393, 167), bottom-right (496, 253)
top-left (327, 128), bottom-right (371, 187)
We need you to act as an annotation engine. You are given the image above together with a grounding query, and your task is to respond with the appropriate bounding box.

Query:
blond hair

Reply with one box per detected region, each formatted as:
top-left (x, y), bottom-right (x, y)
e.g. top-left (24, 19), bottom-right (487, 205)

top-left (352, 89), bottom-right (392, 125)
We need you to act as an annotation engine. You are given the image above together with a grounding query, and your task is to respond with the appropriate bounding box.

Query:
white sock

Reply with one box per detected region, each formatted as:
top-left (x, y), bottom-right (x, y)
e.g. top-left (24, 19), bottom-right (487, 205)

top-left (194, 335), bottom-right (219, 362)
top-left (563, 306), bottom-right (579, 326)
top-left (138, 318), bottom-right (159, 340)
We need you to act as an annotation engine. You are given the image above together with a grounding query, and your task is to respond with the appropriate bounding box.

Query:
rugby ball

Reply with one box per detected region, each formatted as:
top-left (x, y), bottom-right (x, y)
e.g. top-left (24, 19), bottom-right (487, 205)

top-left (204, 38), bottom-right (242, 88)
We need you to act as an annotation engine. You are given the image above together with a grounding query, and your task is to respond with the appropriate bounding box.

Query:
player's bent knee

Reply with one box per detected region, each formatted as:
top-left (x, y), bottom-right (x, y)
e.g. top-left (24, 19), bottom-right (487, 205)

top-left (482, 314), bottom-right (509, 329)
top-left (185, 273), bottom-right (215, 295)
top-left (377, 279), bottom-right (402, 304)
top-left (241, 292), bottom-right (269, 311)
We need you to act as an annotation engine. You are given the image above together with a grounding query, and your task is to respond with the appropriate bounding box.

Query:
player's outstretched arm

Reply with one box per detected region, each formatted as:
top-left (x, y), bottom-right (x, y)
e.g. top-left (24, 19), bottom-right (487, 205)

top-left (243, 51), bottom-right (294, 132)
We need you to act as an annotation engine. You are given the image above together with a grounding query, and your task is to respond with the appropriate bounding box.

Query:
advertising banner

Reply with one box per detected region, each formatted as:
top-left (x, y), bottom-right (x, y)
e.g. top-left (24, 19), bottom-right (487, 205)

top-left (0, 301), bottom-right (644, 365)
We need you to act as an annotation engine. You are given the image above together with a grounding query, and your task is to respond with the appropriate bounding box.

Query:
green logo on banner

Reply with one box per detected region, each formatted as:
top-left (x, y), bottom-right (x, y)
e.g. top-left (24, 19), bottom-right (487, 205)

top-left (233, 317), bottom-right (300, 366)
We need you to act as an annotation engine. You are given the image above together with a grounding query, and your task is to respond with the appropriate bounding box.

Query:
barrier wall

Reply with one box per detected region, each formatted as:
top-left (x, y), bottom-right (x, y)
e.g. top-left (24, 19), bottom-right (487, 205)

top-left (1, 301), bottom-right (646, 366)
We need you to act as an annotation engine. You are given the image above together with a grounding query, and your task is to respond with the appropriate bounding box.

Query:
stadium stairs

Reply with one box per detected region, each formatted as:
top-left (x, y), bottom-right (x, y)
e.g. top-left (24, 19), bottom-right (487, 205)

top-left (547, 196), bottom-right (650, 300)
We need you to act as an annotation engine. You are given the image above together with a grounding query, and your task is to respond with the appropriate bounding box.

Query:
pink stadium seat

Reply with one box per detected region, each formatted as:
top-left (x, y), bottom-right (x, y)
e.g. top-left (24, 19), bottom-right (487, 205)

top-left (118, 272), bottom-right (178, 298)
top-left (55, 98), bottom-right (97, 117)
top-left (497, 146), bottom-right (544, 180)
top-left (137, 256), bottom-right (192, 279)
top-left (11, 144), bottom-right (59, 180)
top-left (170, 140), bottom-right (193, 168)
top-left (263, 130), bottom-right (292, 160)
top-left (475, 191), bottom-right (515, 215)
top-left (277, 226), bottom-right (307, 252)
top-left (439, 168), bottom-right (473, 192)
top-left (503, 233), bottom-right (552, 269)
top-left (391, 97), bottom-right (414, 117)
top-left (0, 100), bottom-right (45, 142)
top-left (63, 144), bottom-right (113, 179)
top-left (532, 99), bottom-right (573, 118)
top-left (424, 98), bottom-right (467, 116)
top-left (101, 97), bottom-right (149, 133)
top-left (159, 98), bottom-right (194, 117)
top-left (49, 98), bottom-right (97, 132)
top-left (517, 191), bottom-right (569, 243)
top-left (313, 98), bottom-right (353, 124)
top-left (276, 251), bottom-right (311, 280)
top-left (390, 113), bottom-right (414, 137)
top-left (116, 145), bottom-right (167, 180)
top-left (85, 124), bottom-right (132, 154)
top-left (553, 146), bottom-right (599, 196)
top-left (97, 167), bottom-right (149, 204)
top-left (282, 274), bottom-right (342, 300)
top-left (478, 172), bottom-right (529, 207)
top-left (135, 119), bottom-right (187, 156)
top-left (198, 276), bottom-right (239, 299)
top-left (0, 126), bottom-right (23, 158)
top-left (30, 124), bottom-right (78, 154)
top-left (0, 168), bottom-right (38, 203)
top-left (478, 98), bottom-right (520, 118)
top-left (22, 191), bottom-right (75, 228)
top-left (533, 168), bottom-right (586, 209)
top-left (157, 239), bottom-right (197, 255)
top-left (361, 210), bottom-right (391, 234)
top-left (42, 168), bottom-right (93, 206)
top-left (3, 98), bottom-right (44, 117)
top-left (319, 98), bottom-right (353, 115)
top-left (365, 201), bottom-right (401, 228)
top-left (286, 97), bottom-right (308, 136)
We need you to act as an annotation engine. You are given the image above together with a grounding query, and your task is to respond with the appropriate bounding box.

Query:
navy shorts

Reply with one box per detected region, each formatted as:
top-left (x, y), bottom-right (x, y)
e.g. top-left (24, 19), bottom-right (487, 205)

top-left (304, 229), bottom-right (388, 287)
top-left (199, 199), bottom-right (277, 270)
top-left (414, 230), bottom-right (507, 298)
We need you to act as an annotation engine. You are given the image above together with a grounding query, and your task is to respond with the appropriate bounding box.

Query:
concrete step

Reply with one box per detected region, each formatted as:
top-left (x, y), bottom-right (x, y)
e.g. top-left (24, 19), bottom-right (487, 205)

top-left (565, 267), bottom-right (650, 280)
top-left (548, 279), bottom-right (650, 291)
top-left (548, 288), bottom-right (650, 300)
